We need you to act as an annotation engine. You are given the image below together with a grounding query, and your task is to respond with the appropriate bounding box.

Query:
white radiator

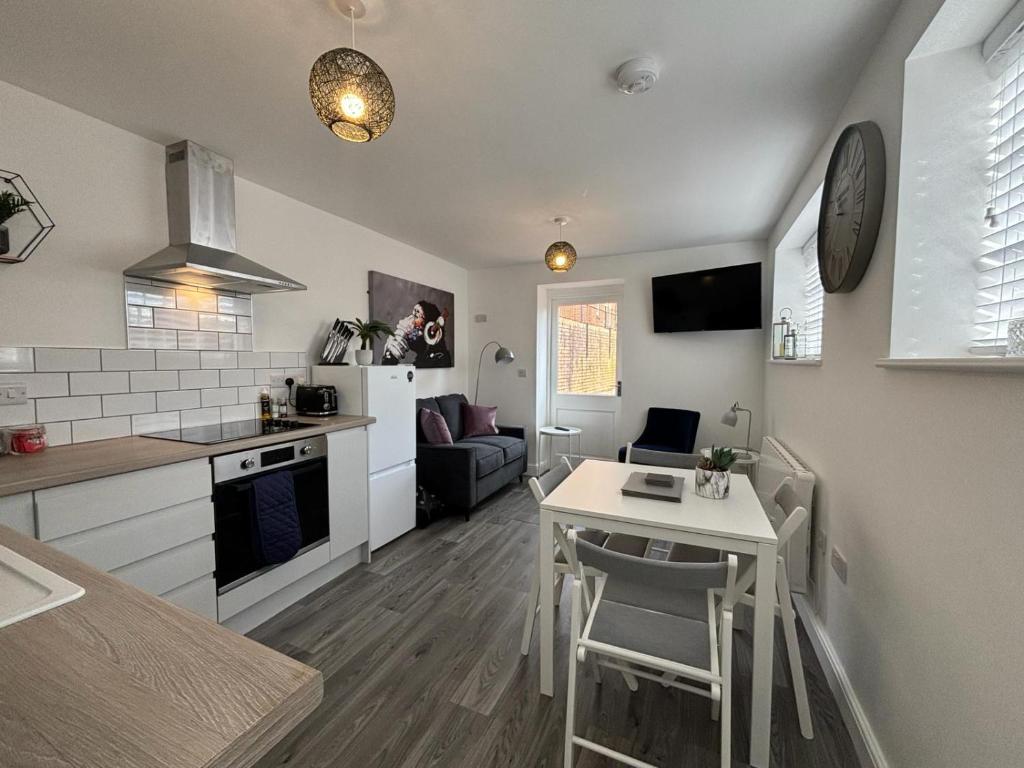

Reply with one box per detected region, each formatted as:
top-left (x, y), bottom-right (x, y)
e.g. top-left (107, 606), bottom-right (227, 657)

top-left (756, 436), bottom-right (815, 594)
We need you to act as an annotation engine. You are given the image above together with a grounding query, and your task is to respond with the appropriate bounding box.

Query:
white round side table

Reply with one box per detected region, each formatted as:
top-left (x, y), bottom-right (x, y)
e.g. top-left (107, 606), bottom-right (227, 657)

top-left (539, 425), bottom-right (582, 470)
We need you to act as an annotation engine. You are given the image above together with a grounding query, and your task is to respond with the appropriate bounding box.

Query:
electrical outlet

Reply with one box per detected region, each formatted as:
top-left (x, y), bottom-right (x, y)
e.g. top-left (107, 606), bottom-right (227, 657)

top-left (517, 368), bottom-right (527, 378)
top-left (269, 373), bottom-right (287, 387)
top-left (830, 547), bottom-right (848, 584)
top-left (0, 383), bottom-right (28, 406)
top-left (474, 313), bottom-right (488, 323)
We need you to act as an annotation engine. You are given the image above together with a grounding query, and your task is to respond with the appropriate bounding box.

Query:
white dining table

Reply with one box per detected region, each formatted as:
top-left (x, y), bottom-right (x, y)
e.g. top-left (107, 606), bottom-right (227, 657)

top-left (538, 459), bottom-right (779, 768)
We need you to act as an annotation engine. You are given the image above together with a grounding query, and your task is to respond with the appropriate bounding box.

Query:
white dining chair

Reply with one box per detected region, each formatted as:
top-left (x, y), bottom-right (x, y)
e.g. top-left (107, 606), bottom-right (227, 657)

top-left (520, 457), bottom-right (650, 656)
top-left (565, 529), bottom-right (739, 768)
top-left (729, 477), bottom-right (814, 739)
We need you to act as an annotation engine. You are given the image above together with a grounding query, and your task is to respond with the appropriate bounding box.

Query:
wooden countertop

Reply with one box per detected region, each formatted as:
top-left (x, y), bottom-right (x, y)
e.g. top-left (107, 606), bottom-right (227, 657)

top-left (0, 525), bottom-right (323, 768)
top-left (0, 414), bottom-right (375, 497)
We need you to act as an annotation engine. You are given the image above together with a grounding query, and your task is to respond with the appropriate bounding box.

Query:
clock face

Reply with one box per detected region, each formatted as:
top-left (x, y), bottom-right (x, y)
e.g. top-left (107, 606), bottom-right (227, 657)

top-left (817, 121), bottom-right (886, 293)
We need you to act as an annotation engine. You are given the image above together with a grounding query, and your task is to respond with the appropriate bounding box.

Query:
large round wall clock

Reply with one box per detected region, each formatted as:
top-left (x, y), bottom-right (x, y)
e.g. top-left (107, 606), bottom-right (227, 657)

top-left (817, 121), bottom-right (886, 293)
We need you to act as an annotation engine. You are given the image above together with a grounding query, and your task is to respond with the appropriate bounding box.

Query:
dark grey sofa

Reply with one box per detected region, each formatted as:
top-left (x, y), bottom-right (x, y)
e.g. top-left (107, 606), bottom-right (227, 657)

top-left (415, 393), bottom-right (527, 518)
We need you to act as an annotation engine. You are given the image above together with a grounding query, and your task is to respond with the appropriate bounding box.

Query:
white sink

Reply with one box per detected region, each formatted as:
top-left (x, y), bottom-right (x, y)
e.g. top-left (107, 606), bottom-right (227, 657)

top-left (0, 544), bottom-right (84, 630)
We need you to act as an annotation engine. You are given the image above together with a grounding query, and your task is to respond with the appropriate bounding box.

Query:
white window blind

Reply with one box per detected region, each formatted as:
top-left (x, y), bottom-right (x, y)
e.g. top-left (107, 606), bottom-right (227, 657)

top-left (978, 46), bottom-right (1024, 351)
top-left (801, 234), bottom-right (824, 358)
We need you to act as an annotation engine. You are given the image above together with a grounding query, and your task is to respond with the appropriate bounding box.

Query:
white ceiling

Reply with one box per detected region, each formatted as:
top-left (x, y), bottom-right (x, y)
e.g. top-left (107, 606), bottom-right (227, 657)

top-left (0, 0), bottom-right (900, 268)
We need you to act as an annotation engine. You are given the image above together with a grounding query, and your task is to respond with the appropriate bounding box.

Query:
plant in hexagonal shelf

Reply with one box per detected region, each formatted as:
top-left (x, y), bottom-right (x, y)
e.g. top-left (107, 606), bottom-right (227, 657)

top-left (0, 191), bottom-right (31, 256)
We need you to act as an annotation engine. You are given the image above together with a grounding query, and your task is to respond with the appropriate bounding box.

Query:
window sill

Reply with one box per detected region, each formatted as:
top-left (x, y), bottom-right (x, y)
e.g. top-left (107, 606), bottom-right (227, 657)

top-left (876, 357), bottom-right (1024, 373)
top-left (768, 358), bottom-right (822, 366)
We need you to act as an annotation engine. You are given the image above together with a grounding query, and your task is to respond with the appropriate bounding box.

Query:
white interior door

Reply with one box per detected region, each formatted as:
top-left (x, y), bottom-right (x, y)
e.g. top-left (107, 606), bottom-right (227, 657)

top-left (547, 291), bottom-right (622, 464)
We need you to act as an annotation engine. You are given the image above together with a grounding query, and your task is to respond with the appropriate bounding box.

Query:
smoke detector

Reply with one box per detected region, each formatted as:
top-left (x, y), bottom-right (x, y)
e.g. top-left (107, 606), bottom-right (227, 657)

top-left (615, 57), bottom-right (659, 95)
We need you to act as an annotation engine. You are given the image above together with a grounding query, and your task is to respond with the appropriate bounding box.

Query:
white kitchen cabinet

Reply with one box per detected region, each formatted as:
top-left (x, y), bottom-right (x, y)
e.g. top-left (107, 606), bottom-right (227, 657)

top-left (327, 426), bottom-right (369, 560)
top-left (0, 493), bottom-right (35, 537)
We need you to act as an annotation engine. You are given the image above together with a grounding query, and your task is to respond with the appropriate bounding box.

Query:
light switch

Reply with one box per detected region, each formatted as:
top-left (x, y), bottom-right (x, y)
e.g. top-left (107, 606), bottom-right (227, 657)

top-left (0, 383), bottom-right (28, 406)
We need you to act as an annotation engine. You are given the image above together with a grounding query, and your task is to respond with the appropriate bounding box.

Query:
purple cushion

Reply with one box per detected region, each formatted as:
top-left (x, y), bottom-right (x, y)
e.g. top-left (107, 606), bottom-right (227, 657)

top-left (462, 403), bottom-right (498, 438)
top-left (419, 407), bottom-right (453, 445)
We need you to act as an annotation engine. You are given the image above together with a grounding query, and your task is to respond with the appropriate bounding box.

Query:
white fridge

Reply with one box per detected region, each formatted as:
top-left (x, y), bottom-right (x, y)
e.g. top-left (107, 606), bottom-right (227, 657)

top-left (313, 364), bottom-right (417, 550)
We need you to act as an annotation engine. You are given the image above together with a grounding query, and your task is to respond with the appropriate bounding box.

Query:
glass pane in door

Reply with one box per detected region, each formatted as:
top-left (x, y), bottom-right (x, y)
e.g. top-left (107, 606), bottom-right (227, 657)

top-left (556, 302), bottom-right (618, 395)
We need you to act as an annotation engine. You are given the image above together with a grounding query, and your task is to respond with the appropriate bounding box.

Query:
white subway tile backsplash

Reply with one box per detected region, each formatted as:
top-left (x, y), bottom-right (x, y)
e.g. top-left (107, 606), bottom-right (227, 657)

top-left (199, 313), bottom-right (236, 333)
top-left (36, 396), bottom-right (102, 422)
top-left (0, 347), bottom-right (34, 372)
top-left (132, 411), bottom-right (180, 435)
top-left (102, 392), bottom-right (156, 417)
top-left (126, 284), bottom-right (175, 308)
top-left (236, 386), bottom-right (261, 403)
top-left (101, 349), bottom-right (156, 371)
top-left (44, 421), bottom-right (72, 447)
top-left (178, 369), bottom-right (220, 389)
top-left (270, 352), bottom-right (298, 368)
top-left (238, 351), bottom-right (269, 368)
top-left (218, 333), bottom-right (251, 351)
top-left (129, 370), bottom-right (179, 392)
top-left (217, 295), bottom-right (251, 316)
top-left (201, 351), bottom-right (237, 369)
top-left (180, 407), bottom-right (222, 428)
top-left (221, 403), bottom-right (257, 422)
top-left (72, 416), bottom-right (132, 443)
top-left (36, 348), bottom-right (101, 372)
top-left (157, 389), bottom-right (201, 412)
top-left (127, 305), bottom-right (154, 328)
top-left (0, 373), bottom-right (68, 398)
top-left (253, 368), bottom-right (283, 386)
top-left (235, 316), bottom-right (253, 334)
top-left (153, 307), bottom-right (199, 331)
top-left (0, 401), bottom-right (36, 427)
top-left (219, 368), bottom-right (255, 387)
top-left (128, 328), bottom-right (178, 350)
top-left (70, 372), bottom-right (130, 396)
top-left (176, 331), bottom-right (219, 350)
top-left (174, 290), bottom-right (218, 312)
top-left (9, 346), bottom-right (304, 444)
top-left (156, 350), bottom-right (201, 370)
top-left (201, 387), bottom-right (238, 407)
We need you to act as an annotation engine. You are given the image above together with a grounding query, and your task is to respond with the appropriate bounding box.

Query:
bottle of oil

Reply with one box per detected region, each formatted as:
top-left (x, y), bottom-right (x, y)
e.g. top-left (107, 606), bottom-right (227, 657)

top-left (259, 388), bottom-right (272, 421)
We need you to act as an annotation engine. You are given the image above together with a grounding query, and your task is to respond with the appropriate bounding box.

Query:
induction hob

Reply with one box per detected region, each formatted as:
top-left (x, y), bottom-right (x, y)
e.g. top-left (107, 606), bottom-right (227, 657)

top-left (140, 418), bottom-right (317, 445)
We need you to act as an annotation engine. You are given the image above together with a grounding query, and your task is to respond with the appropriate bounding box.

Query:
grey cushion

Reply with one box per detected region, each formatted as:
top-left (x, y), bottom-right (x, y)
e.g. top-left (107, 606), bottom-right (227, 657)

top-left (436, 393), bottom-right (468, 440)
top-left (589, 599), bottom-right (711, 668)
top-left (459, 434), bottom-right (526, 463)
top-left (555, 529), bottom-right (609, 564)
top-left (454, 440), bottom-right (503, 477)
top-left (629, 446), bottom-right (702, 469)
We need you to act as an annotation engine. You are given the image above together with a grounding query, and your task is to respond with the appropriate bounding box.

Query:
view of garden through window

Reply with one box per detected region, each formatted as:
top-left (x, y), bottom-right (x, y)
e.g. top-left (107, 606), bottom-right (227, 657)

top-left (556, 302), bottom-right (618, 395)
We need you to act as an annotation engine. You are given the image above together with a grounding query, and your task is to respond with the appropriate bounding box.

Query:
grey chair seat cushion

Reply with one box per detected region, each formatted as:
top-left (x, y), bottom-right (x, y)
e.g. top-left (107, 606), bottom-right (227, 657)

top-left (589, 599), bottom-right (711, 669)
top-left (453, 440), bottom-right (504, 477)
top-left (555, 529), bottom-right (609, 564)
top-left (459, 434), bottom-right (526, 462)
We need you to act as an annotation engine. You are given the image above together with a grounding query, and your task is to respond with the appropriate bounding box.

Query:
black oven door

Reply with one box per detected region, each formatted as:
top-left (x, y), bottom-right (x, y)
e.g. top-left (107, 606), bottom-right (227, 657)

top-left (213, 456), bottom-right (329, 592)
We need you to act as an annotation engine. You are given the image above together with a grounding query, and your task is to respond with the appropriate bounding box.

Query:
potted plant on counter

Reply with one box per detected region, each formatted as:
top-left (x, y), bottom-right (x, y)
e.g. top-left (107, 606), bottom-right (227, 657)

top-left (346, 318), bottom-right (394, 365)
top-left (0, 191), bottom-right (30, 256)
top-left (695, 446), bottom-right (736, 499)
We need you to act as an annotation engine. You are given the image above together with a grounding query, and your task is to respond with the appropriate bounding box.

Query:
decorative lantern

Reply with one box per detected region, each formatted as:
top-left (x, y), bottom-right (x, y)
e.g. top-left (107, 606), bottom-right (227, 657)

top-left (544, 216), bottom-right (577, 272)
top-left (772, 307), bottom-right (792, 359)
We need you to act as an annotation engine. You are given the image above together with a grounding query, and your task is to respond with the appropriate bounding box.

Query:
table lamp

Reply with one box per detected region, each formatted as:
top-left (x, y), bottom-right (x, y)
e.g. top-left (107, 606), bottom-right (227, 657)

top-left (721, 401), bottom-right (753, 452)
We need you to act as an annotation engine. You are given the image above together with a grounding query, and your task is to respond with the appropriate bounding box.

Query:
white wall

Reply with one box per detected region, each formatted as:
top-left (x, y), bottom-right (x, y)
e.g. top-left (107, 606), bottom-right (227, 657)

top-left (468, 241), bottom-right (767, 466)
top-left (763, 0), bottom-right (1024, 765)
top-left (0, 80), bottom-right (468, 398)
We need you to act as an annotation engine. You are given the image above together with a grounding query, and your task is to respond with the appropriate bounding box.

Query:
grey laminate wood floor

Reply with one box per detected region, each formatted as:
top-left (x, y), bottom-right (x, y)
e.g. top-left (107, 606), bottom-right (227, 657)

top-left (250, 482), bottom-right (860, 768)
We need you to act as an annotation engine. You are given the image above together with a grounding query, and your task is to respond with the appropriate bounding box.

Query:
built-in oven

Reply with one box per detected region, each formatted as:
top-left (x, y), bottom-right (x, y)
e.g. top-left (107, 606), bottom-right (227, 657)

top-left (212, 434), bottom-right (329, 594)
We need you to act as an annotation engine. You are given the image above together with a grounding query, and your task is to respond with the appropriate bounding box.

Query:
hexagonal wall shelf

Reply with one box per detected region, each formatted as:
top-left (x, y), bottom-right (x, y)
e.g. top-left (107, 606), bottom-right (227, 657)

top-left (0, 170), bottom-right (54, 264)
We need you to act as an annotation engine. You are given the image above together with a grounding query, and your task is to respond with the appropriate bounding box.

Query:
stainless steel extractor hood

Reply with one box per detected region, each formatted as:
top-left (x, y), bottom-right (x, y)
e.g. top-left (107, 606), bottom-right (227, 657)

top-left (124, 141), bottom-right (306, 294)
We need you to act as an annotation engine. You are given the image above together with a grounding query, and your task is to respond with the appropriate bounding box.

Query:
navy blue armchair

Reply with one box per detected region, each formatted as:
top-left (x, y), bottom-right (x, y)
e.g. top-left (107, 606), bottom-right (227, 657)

top-left (617, 407), bottom-right (700, 462)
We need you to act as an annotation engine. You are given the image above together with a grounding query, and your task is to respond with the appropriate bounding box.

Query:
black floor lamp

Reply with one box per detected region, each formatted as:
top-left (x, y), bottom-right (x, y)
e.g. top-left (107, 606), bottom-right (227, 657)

top-left (474, 340), bottom-right (515, 404)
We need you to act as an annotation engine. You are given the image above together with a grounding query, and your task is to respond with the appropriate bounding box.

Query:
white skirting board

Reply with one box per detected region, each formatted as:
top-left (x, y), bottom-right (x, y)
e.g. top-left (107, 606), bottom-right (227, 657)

top-left (793, 595), bottom-right (890, 768)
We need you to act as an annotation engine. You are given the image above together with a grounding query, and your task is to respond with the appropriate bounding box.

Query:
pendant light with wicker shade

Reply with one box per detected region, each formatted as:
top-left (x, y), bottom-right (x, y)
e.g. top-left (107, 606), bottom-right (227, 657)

top-left (309, 1), bottom-right (395, 143)
top-left (545, 217), bottom-right (577, 272)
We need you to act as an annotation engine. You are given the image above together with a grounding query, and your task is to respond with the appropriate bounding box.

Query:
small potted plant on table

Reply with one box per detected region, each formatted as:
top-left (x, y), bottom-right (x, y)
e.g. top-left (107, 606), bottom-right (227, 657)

top-left (346, 318), bottom-right (394, 365)
top-left (695, 446), bottom-right (736, 499)
top-left (0, 191), bottom-right (31, 256)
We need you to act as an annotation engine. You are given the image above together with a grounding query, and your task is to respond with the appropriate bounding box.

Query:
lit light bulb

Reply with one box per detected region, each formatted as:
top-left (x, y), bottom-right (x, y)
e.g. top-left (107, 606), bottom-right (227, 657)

top-left (553, 253), bottom-right (567, 267)
top-left (340, 92), bottom-right (366, 119)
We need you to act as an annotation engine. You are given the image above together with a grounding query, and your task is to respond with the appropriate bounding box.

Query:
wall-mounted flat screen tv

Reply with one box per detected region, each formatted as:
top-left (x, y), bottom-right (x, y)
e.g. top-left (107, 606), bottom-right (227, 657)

top-left (652, 262), bottom-right (762, 332)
